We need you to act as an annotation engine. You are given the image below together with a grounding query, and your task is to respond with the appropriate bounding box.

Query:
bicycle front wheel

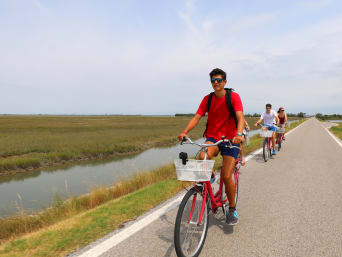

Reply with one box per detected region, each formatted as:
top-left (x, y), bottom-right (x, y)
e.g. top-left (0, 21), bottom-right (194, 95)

top-left (233, 168), bottom-right (239, 206)
top-left (174, 187), bottom-right (209, 257)
top-left (263, 139), bottom-right (269, 162)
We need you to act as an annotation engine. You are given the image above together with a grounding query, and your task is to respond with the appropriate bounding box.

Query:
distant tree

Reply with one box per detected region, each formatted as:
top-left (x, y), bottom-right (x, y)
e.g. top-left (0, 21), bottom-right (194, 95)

top-left (252, 113), bottom-right (260, 117)
top-left (175, 113), bottom-right (195, 117)
top-left (297, 112), bottom-right (305, 118)
top-left (315, 113), bottom-right (323, 119)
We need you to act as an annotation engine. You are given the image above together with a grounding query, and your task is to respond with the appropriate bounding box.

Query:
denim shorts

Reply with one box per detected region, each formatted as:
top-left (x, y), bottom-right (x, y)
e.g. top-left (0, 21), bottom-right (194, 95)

top-left (265, 125), bottom-right (277, 132)
top-left (206, 137), bottom-right (240, 159)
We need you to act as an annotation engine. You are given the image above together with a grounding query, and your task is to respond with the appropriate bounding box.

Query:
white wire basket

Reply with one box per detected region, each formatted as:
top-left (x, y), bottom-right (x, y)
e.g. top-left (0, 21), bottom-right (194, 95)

top-left (260, 130), bottom-right (274, 138)
top-left (277, 127), bottom-right (285, 133)
top-left (174, 159), bottom-right (215, 182)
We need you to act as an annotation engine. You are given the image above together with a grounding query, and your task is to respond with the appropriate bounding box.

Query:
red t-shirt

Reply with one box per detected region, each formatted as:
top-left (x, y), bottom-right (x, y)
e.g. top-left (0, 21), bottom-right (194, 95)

top-left (196, 91), bottom-right (243, 140)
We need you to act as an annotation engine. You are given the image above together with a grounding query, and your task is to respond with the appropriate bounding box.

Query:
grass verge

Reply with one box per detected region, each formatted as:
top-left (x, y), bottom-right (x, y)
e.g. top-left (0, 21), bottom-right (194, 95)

top-left (329, 123), bottom-right (342, 140)
top-left (0, 119), bottom-right (305, 256)
top-left (0, 179), bottom-right (183, 257)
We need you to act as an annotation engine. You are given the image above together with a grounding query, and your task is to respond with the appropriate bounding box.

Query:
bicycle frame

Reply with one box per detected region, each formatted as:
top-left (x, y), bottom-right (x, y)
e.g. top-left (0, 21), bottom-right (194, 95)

top-left (276, 133), bottom-right (284, 143)
top-left (265, 136), bottom-right (272, 150)
top-left (187, 158), bottom-right (240, 226)
top-left (260, 124), bottom-right (274, 150)
top-left (178, 136), bottom-right (240, 226)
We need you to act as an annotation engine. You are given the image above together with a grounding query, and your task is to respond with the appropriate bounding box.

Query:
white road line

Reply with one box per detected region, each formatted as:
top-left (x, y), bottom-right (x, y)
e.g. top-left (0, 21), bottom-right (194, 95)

top-left (77, 195), bottom-right (184, 257)
top-left (245, 148), bottom-right (263, 162)
top-left (324, 126), bottom-right (342, 149)
top-left (76, 120), bottom-right (307, 257)
top-left (285, 120), bottom-right (305, 136)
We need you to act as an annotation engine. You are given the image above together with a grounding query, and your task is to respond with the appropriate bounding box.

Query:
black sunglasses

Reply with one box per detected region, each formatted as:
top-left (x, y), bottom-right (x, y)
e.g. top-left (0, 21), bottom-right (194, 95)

top-left (210, 78), bottom-right (224, 83)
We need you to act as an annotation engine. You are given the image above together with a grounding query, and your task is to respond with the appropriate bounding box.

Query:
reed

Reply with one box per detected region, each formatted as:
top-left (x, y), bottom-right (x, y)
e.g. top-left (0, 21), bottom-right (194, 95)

top-left (0, 163), bottom-right (175, 243)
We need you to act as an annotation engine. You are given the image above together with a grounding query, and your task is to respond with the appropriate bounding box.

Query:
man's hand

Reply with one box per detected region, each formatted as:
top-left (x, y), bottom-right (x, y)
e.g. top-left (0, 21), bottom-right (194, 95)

top-left (178, 132), bottom-right (187, 141)
top-left (246, 124), bottom-right (250, 131)
top-left (232, 135), bottom-right (243, 144)
top-left (254, 122), bottom-right (259, 127)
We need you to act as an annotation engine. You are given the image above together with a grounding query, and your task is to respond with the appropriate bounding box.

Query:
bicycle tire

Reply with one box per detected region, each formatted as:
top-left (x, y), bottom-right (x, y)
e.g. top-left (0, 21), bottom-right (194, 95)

top-left (278, 134), bottom-right (282, 151)
top-left (174, 187), bottom-right (209, 257)
top-left (263, 139), bottom-right (269, 162)
top-left (233, 167), bottom-right (239, 206)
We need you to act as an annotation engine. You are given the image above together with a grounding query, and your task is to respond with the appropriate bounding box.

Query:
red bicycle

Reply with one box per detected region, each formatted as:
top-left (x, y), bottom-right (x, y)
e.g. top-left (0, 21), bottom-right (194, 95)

top-left (173, 137), bottom-right (240, 257)
top-left (259, 124), bottom-right (274, 162)
top-left (276, 125), bottom-right (285, 151)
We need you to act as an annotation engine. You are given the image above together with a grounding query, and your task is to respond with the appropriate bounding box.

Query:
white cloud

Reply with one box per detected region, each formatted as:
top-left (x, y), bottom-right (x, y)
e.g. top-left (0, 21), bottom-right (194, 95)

top-left (0, 0), bottom-right (341, 114)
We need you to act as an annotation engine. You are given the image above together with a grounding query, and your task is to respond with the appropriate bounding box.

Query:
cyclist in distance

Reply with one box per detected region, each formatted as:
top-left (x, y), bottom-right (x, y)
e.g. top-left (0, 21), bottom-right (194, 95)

top-left (178, 68), bottom-right (245, 225)
top-left (277, 106), bottom-right (288, 139)
top-left (254, 103), bottom-right (279, 155)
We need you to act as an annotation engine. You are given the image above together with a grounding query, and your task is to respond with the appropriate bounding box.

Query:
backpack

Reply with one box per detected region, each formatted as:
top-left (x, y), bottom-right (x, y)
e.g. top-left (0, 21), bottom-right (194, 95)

top-left (203, 88), bottom-right (238, 137)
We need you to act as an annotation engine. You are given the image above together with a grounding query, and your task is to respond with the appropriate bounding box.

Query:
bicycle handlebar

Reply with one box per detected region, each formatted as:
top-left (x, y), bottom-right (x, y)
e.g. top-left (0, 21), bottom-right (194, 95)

top-left (181, 136), bottom-right (240, 150)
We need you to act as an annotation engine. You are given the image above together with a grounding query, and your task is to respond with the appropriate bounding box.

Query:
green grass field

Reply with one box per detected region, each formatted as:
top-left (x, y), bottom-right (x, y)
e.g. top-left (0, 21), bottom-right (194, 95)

top-left (0, 119), bottom-right (305, 256)
top-left (0, 115), bottom-right (260, 174)
top-left (330, 123), bottom-right (342, 140)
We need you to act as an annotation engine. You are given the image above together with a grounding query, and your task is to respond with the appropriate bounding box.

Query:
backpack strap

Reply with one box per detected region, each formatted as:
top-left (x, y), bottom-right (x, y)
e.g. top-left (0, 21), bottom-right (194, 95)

top-left (225, 88), bottom-right (238, 129)
top-left (202, 93), bottom-right (214, 137)
top-left (202, 89), bottom-right (238, 137)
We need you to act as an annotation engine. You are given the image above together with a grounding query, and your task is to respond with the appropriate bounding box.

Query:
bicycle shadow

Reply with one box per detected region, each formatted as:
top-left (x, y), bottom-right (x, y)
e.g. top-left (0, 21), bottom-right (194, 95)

top-left (254, 153), bottom-right (274, 163)
top-left (156, 214), bottom-right (176, 257)
top-left (156, 210), bottom-right (235, 257)
top-left (208, 211), bottom-right (234, 235)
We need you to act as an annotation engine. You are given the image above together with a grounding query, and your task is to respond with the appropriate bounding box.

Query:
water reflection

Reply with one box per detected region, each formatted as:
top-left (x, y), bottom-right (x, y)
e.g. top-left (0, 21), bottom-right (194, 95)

top-left (0, 139), bottom-right (204, 216)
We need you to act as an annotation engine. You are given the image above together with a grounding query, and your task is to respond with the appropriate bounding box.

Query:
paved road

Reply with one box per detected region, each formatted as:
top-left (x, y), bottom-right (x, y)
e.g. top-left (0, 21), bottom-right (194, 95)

top-left (73, 118), bottom-right (342, 257)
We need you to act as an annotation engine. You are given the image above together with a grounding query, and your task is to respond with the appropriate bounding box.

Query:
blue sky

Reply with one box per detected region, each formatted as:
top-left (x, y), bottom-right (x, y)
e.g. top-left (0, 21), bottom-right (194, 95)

top-left (1, 0), bottom-right (342, 115)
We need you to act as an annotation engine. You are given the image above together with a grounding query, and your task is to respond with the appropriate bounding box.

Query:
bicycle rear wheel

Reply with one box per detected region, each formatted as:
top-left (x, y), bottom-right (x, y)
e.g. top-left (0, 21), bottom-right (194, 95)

top-left (278, 134), bottom-right (282, 151)
top-left (174, 187), bottom-right (209, 257)
top-left (263, 139), bottom-right (269, 162)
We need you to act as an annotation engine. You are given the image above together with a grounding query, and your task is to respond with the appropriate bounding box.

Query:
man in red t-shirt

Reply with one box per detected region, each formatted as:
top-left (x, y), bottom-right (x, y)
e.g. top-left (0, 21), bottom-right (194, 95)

top-left (178, 68), bottom-right (245, 226)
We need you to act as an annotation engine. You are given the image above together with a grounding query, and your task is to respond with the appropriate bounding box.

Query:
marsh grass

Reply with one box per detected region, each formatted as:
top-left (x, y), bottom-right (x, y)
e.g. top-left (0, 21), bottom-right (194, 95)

top-left (0, 115), bottom-right (204, 173)
top-left (0, 116), bottom-right (261, 173)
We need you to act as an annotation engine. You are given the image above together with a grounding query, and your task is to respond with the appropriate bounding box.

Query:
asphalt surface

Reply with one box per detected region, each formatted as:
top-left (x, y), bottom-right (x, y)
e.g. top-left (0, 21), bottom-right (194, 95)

top-left (72, 118), bottom-right (342, 257)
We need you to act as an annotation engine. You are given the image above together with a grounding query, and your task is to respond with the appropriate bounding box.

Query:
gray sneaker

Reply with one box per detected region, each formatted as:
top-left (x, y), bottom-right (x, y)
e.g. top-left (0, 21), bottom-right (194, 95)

top-left (226, 209), bottom-right (238, 226)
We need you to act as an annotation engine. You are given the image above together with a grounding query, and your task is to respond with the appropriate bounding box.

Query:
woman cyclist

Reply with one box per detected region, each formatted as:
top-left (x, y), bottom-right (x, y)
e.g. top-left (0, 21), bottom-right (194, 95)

top-left (277, 107), bottom-right (288, 140)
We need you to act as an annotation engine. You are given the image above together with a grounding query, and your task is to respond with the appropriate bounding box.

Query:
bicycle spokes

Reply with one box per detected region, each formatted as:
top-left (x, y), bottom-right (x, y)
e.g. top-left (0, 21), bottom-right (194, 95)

top-left (177, 190), bottom-right (208, 256)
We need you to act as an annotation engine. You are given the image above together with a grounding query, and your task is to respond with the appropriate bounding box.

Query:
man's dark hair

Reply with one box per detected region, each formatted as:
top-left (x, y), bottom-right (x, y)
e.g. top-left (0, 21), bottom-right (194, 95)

top-left (266, 103), bottom-right (272, 108)
top-left (209, 68), bottom-right (226, 80)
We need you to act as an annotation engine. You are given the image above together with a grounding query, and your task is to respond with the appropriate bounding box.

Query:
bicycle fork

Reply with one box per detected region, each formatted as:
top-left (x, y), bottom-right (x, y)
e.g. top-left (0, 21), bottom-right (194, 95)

top-left (187, 184), bottom-right (208, 226)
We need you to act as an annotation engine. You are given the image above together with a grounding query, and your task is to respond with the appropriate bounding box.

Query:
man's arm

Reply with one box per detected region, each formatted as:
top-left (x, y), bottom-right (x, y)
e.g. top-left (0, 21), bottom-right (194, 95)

top-left (254, 117), bottom-right (263, 127)
top-left (178, 114), bottom-right (202, 141)
top-left (244, 118), bottom-right (250, 130)
top-left (232, 111), bottom-right (244, 144)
